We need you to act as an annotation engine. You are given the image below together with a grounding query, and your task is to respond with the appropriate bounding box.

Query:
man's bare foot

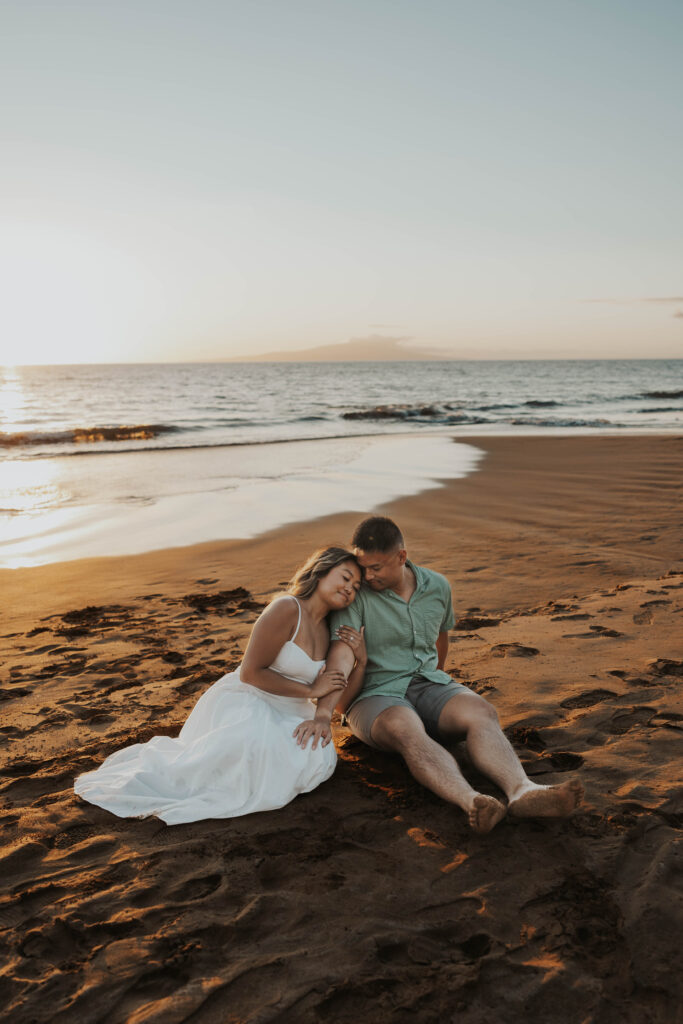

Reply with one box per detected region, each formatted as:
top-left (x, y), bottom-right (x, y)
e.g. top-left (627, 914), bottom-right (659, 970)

top-left (509, 780), bottom-right (584, 819)
top-left (468, 794), bottom-right (507, 834)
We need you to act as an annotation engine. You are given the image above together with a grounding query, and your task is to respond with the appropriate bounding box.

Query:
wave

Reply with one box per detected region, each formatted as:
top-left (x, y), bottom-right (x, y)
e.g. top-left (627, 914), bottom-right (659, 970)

top-left (343, 404), bottom-right (439, 420)
top-left (9, 431), bottom-right (402, 459)
top-left (524, 399), bottom-right (560, 408)
top-left (639, 389), bottom-right (683, 399)
top-left (637, 406), bottom-right (683, 414)
top-left (0, 424), bottom-right (181, 448)
top-left (471, 403), bottom-right (519, 411)
top-left (341, 404), bottom-right (488, 425)
top-left (509, 416), bottom-right (615, 428)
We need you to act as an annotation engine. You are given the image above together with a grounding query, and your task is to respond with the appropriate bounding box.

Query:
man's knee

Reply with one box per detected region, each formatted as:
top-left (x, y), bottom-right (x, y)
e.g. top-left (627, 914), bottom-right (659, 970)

top-left (371, 706), bottom-right (425, 752)
top-left (440, 691), bottom-right (499, 733)
top-left (475, 696), bottom-right (499, 724)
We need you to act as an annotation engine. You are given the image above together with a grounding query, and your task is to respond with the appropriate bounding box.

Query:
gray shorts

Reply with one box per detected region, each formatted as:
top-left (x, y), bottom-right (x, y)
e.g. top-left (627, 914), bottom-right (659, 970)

top-left (345, 676), bottom-right (470, 750)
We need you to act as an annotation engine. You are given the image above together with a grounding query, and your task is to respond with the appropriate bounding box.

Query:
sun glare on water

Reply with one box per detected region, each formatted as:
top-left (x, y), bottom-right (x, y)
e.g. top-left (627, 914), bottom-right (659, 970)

top-left (0, 368), bottom-right (65, 519)
top-left (0, 460), bottom-right (62, 516)
top-left (0, 366), bottom-right (26, 433)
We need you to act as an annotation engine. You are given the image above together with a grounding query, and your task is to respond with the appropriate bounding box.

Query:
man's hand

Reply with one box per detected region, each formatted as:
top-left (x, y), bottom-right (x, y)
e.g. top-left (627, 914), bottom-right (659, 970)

top-left (436, 630), bottom-right (449, 671)
top-left (292, 715), bottom-right (333, 749)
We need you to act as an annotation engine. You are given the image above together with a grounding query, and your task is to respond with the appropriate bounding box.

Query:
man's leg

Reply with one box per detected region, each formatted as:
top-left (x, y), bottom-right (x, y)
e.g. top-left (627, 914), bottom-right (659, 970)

top-left (369, 705), bottom-right (506, 834)
top-left (437, 691), bottom-right (584, 818)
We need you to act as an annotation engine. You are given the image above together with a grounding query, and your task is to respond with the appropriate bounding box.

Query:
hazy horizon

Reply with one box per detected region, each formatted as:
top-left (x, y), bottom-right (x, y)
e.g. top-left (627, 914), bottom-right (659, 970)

top-left (2, 1), bottom-right (681, 366)
top-left (7, 354), bottom-right (679, 370)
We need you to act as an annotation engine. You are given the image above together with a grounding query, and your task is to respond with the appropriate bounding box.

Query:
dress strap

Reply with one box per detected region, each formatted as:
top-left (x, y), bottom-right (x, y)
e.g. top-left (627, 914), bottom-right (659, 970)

top-left (289, 595), bottom-right (302, 641)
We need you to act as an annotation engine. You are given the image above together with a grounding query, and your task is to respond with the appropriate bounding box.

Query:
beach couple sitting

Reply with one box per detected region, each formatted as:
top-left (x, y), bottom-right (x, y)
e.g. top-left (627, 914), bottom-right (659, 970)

top-left (75, 516), bottom-right (584, 832)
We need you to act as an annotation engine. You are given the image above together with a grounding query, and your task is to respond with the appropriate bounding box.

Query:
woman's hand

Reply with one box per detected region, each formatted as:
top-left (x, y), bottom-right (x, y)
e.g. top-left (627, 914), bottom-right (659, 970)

top-left (308, 665), bottom-right (347, 700)
top-left (334, 624), bottom-right (366, 664)
top-left (292, 717), bottom-right (333, 749)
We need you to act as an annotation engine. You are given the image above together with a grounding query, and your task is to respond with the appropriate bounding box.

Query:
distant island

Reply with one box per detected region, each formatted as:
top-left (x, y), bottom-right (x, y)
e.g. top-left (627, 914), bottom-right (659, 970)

top-left (227, 335), bottom-right (456, 362)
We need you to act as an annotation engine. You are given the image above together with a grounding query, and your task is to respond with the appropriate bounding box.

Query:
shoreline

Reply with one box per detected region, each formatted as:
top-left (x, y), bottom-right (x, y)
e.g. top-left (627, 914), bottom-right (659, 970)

top-left (2, 432), bottom-right (682, 1022)
top-left (1, 434), bottom-right (680, 625)
top-left (0, 433), bottom-right (483, 569)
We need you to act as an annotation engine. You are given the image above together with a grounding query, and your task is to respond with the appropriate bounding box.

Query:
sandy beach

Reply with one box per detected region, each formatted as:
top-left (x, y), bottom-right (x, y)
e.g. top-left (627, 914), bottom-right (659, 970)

top-left (1, 434), bottom-right (681, 1023)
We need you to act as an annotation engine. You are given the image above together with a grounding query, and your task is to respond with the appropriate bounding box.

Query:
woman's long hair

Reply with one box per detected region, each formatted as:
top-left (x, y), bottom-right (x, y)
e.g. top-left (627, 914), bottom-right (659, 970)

top-left (287, 547), bottom-right (359, 600)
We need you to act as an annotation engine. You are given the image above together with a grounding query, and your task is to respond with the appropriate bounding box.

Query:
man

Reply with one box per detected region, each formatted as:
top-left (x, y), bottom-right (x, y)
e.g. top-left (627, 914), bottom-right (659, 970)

top-left (303, 516), bottom-right (584, 834)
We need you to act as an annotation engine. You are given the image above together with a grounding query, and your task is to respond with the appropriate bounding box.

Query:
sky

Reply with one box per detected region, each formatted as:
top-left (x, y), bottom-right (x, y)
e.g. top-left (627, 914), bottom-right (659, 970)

top-left (1, 0), bottom-right (681, 364)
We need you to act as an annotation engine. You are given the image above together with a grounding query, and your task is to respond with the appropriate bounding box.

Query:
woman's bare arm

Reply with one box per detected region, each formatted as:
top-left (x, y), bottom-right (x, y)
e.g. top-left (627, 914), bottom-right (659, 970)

top-left (239, 599), bottom-right (313, 698)
top-left (335, 650), bottom-right (366, 714)
top-left (312, 638), bottom-right (356, 717)
top-left (293, 627), bottom-right (366, 749)
top-left (332, 625), bottom-right (366, 714)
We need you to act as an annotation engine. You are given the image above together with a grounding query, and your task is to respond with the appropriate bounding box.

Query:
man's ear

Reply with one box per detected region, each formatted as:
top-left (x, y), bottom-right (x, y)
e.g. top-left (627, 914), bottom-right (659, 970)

top-left (397, 548), bottom-right (408, 566)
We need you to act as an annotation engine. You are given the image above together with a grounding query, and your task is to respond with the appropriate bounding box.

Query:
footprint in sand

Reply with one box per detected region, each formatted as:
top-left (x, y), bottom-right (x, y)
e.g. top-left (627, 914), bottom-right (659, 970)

top-left (606, 706), bottom-right (656, 734)
top-left (455, 615), bottom-right (501, 629)
top-left (20, 917), bottom-right (92, 965)
top-left (468, 676), bottom-right (498, 694)
top-left (561, 689), bottom-right (618, 710)
top-left (648, 712), bottom-right (683, 730)
top-left (51, 824), bottom-right (101, 849)
top-left (535, 751), bottom-right (585, 771)
top-left (649, 659), bottom-right (683, 678)
top-left (507, 725), bottom-right (546, 751)
top-left (0, 840), bottom-right (47, 876)
top-left (614, 659), bottom-right (683, 689)
top-left (563, 625), bottom-right (623, 639)
top-left (0, 686), bottom-right (33, 700)
top-left (491, 643), bottom-right (540, 658)
top-left (460, 933), bottom-right (493, 959)
top-left (609, 801), bottom-right (682, 830)
top-left (0, 756), bottom-right (55, 779)
top-left (161, 650), bottom-right (185, 665)
top-left (551, 612), bottom-right (592, 621)
top-left (60, 703), bottom-right (115, 724)
top-left (183, 587), bottom-right (264, 615)
top-left (524, 869), bottom-right (622, 959)
top-left (169, 874), bottom-right (223, 902)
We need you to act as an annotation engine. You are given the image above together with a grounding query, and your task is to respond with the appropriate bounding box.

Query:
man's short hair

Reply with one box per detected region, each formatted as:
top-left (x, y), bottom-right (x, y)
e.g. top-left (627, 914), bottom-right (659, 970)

top-left (352, 516), bottom-right (404, 553)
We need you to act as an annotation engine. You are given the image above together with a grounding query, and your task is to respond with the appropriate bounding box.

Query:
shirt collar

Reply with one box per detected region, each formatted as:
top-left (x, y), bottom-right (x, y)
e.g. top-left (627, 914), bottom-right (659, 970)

top-left (406, 559), bottom-right (426, 592)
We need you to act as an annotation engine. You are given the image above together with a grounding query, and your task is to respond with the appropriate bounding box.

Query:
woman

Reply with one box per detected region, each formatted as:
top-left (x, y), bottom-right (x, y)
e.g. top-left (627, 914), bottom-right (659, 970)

top-left (74, 547), bottom-right (366, 824)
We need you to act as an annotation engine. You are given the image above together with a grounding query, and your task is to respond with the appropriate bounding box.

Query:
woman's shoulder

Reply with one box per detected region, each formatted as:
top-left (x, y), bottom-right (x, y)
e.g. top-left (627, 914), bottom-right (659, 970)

top-left (259, 594), bottom-right (300, 628)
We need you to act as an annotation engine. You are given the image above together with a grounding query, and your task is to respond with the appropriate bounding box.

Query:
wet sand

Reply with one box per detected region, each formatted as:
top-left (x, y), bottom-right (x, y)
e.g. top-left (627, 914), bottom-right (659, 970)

top-left (1, 434), bottom-right (681, 1023)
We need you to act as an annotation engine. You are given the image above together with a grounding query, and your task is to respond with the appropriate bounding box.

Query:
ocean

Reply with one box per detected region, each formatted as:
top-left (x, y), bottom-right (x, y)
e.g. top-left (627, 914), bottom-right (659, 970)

top-left (1, 359), bottom-right (681, 567)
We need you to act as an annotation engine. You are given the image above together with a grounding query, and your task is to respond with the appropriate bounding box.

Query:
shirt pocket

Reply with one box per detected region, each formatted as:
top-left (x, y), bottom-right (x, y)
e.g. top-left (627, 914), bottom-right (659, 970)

top-left (414, 604), bottom-right (441, 649)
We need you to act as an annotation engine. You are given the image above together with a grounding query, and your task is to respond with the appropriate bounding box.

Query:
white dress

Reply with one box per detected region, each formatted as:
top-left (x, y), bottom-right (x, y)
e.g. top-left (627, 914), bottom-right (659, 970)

top-left (74, 597), bottom-right (336, 824)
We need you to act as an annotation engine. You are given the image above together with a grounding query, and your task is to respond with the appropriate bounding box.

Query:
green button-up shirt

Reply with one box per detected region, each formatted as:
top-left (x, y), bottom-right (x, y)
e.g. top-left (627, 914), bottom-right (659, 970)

top-left (329, 560), bottom-right (455, 707)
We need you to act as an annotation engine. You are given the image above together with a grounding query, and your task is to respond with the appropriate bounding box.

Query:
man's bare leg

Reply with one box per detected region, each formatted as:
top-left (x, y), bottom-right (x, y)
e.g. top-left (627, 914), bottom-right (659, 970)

top-left (371, 706), bottom-right (506, 834)
top-left (438, 692), bottom-right (584, 818)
